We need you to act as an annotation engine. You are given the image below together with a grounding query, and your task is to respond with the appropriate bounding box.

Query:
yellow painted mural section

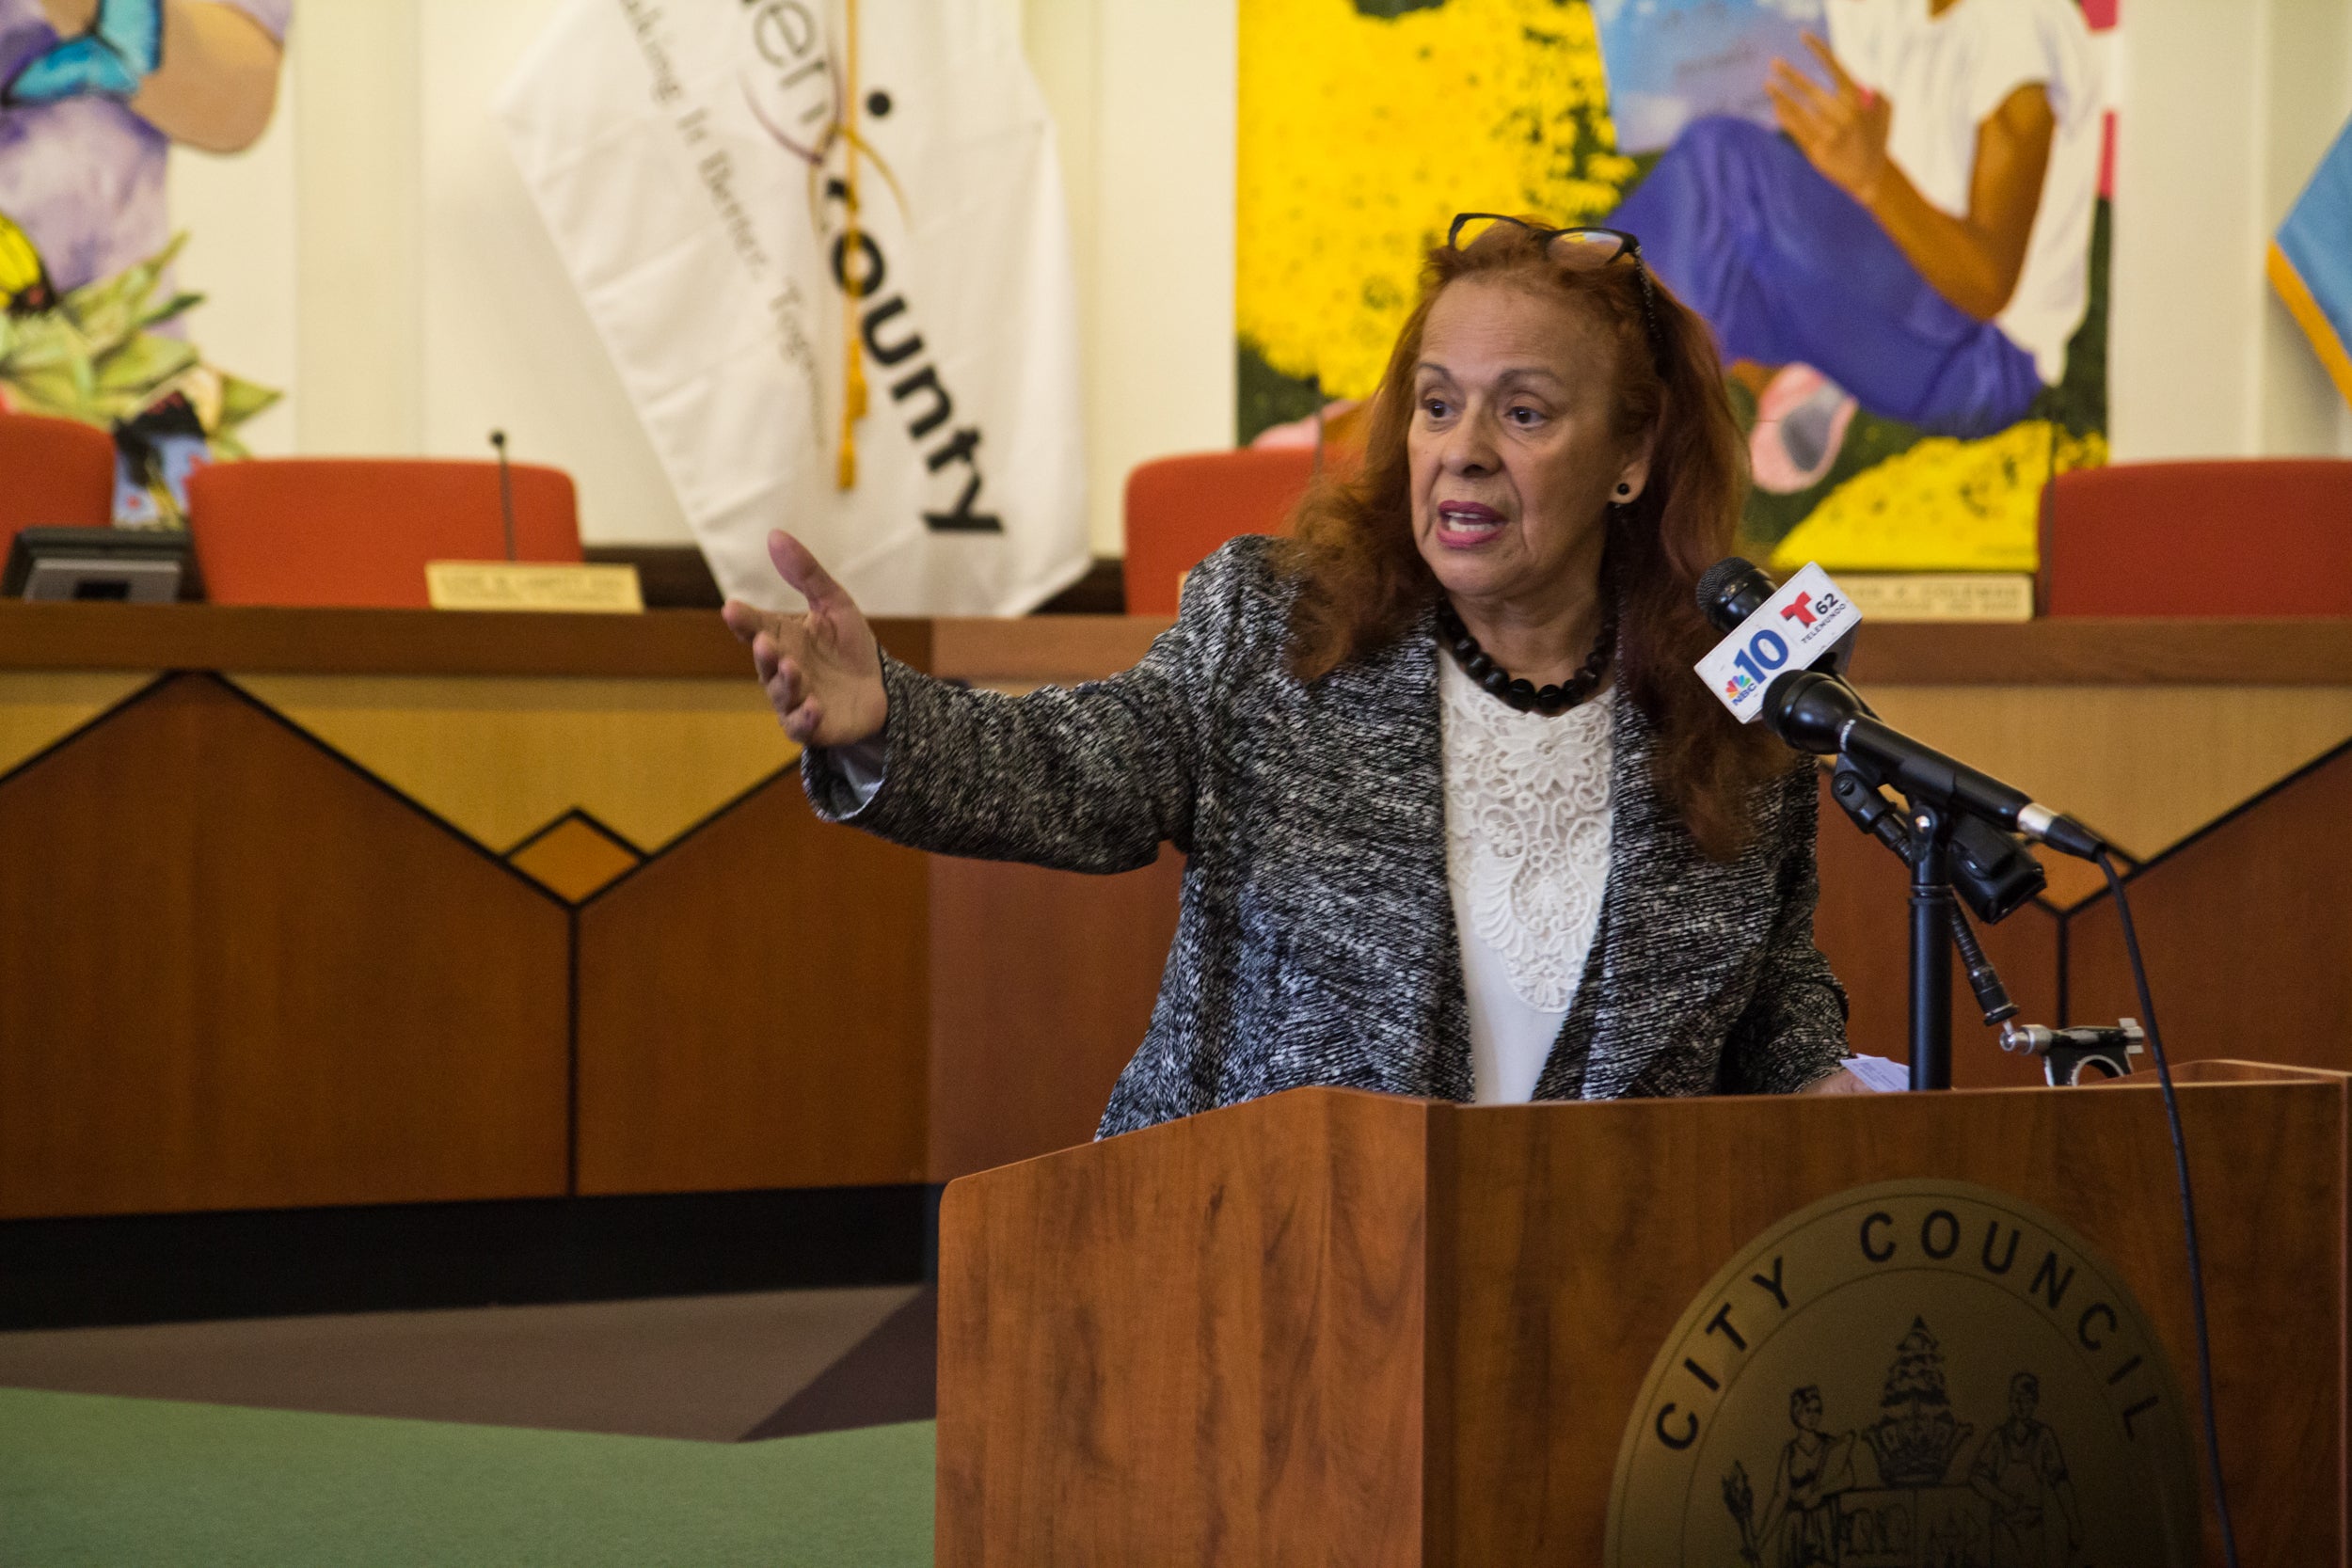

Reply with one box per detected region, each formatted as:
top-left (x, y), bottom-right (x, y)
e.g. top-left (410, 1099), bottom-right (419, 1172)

top-left (1237, 0), bottom-right (1633, 403)
top-left (1237, 0), bottom-right (2100, 570)
top-left (1772, 425), bottom-right (2109, 575)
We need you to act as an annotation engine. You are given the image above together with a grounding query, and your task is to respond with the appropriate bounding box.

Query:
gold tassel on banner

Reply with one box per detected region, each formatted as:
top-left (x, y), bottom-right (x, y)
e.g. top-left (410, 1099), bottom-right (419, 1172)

top-left (835, 0), bottom-right (866, 490)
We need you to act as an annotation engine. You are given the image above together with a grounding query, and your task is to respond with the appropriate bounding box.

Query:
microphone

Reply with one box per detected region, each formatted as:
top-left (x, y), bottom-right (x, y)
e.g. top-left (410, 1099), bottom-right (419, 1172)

top-left (1697, 559), bottom-right (2047, 920)
top-left (489, 429), bottom-right (517, 562)
top-left (1766, 671), bottom-right (2105, 860)
top-left (1697, 557), bottom-right (1854, 676)
top-left (1693, 557), bottom-right (1767, 618)
top-left (1694, 557), bottom-right (2104, 859)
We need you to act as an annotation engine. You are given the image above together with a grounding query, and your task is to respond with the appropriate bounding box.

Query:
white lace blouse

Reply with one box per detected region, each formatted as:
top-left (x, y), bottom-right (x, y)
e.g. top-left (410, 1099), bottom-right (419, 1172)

top-left (1438, 650), bottom-right (1615, 1104)
top-left (836, 643), bottom-right (1622, 1104)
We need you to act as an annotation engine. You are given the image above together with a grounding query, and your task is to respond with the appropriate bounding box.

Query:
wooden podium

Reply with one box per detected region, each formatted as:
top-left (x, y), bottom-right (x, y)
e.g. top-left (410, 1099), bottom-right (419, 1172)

top-left (938, 1065), bottom-right (2346, 1565)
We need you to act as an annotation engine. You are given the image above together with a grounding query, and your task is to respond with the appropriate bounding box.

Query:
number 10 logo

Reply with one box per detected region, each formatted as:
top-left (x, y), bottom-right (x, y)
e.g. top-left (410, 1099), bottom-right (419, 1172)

top-left (1729, 628), bottom-right (1789, 692)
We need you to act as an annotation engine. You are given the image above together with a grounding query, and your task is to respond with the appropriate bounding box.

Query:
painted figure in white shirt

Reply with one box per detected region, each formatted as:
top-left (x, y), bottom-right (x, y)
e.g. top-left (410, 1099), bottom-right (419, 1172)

top-left (1611, 0), bottom-right (2101, 492)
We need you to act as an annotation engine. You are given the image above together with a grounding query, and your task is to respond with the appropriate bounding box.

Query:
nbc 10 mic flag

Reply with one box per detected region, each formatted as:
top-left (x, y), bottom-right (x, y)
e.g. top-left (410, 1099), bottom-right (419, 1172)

top-left (496, 0), bottom-right (1089, 615)
top-left (2271, 111), bottom-right (2352, 411)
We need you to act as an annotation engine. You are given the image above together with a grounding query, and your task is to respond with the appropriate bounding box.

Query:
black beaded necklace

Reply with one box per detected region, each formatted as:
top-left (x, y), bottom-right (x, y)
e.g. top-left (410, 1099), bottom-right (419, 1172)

top-left (1437, 598), bottom-right (1615, 716)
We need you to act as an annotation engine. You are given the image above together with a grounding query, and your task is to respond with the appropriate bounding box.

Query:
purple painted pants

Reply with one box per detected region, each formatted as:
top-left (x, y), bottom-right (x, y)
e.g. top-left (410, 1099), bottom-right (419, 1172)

top-left (1611, 117), bottom-right (2044, 437)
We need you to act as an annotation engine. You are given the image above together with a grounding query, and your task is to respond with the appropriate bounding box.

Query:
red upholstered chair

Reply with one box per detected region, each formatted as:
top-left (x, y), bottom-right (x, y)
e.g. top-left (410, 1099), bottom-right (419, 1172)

top-left (188, 458), bottom-right (583, 608)
top-left (1122, 448), bottom-right (1318, 616)
top-left (0, 411), bottom-right (117, 556)
top-left (2037, 459), bottom-right (2352, 616)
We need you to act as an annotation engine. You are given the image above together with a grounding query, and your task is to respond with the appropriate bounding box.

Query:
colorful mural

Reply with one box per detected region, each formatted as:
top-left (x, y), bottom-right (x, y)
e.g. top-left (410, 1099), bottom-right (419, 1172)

top-left (1236, 0), bottom-right (2119, 575)
top-left (0, 0), bottom-right (290, 522)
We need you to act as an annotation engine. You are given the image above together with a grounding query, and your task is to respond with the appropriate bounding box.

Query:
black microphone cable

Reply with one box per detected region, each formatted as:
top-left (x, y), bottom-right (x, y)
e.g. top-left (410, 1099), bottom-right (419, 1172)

top-left (2097, 848), bottom-right (2239, 1568)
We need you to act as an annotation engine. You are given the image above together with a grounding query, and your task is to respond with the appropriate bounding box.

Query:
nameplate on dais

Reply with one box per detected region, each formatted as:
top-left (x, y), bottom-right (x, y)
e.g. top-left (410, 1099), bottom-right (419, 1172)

top-left (425, 562), bottom-right (645, 613)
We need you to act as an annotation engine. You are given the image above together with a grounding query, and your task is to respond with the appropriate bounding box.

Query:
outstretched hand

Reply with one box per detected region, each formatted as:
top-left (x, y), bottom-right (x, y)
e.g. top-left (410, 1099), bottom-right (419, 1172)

top-left (722, 531), bottom-right (888, 749)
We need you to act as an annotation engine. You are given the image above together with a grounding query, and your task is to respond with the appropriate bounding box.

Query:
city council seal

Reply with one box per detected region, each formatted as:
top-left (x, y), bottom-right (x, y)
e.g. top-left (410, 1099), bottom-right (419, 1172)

top-left (1605, 1179), bottom-right (2200, 1567)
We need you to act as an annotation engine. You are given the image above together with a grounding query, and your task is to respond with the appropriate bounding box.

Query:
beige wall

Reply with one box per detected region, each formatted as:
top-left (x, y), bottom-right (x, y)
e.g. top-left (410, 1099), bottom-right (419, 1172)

top-left (164, 34), bottom-right (298, 458)
top-left (2108, 0), bottom-right (2352, 464)
top-left (1026, 0), bottom-right (1238, 557)
top-left (167, 0), bottom-right (2351, 553)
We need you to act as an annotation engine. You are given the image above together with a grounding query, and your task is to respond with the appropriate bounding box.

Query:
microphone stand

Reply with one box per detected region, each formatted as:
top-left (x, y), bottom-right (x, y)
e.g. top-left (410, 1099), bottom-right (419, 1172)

top-left (489, 429), bottom-right (517, 562)
top-left (1905, 802), bottom-right (1956, 1090)
top-left (1703, 584), bottom-right (2044, 1090)
top-left (1824, 748), bottom-right (2020, 1091)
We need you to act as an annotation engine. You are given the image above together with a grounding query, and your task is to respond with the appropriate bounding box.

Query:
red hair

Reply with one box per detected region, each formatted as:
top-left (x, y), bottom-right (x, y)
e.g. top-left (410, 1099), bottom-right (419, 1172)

top-left (1278, 220), bottom-right (1787, 860)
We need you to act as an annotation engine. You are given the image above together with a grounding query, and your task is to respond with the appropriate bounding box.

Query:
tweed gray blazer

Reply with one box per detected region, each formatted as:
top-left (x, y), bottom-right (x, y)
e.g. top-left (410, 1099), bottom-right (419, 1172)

top-left (804, 536), bottom-right (1848, 1136)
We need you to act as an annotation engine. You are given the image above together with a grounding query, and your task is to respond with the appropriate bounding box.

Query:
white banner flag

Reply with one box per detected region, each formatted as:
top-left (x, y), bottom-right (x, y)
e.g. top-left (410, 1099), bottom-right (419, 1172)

top-left (497, 0), bottom-right (1089, 614)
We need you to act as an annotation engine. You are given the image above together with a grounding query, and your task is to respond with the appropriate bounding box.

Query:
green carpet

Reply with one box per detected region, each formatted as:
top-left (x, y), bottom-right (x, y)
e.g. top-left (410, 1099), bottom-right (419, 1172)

top-left (0, 1388), bottom-right (933, 1567)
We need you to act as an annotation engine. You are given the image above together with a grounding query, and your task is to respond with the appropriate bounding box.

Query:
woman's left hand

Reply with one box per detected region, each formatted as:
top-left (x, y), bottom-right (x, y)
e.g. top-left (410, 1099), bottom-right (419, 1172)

top-left (721, 531), bottom-right (889, 749)
top-left (1798, 1066), bottom-right (1873, 1096)
top-left (1767, 34), bottom-right (1893, 205)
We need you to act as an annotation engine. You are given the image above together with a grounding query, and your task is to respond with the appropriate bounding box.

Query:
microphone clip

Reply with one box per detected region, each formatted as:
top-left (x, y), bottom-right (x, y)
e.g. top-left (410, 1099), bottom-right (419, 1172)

top-left (2000, 1018), bottom-right (2146, 1085)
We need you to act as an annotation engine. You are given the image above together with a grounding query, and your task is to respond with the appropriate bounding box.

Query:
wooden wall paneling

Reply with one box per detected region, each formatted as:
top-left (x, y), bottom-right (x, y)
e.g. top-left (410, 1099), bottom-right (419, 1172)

top-left (1808, 773), bottom-right (2060, 1086)
top-left (923, 615), bottom-right (2352, 689)
top-left (0, 676), bottom-right (572, 1218)
top-left (227, 674), bottom-right (799, 854)
top-left (1858, 685), bottom-right (2352, 862)
top-left (927, 849), bottom-right (1185, 1182)
top-left (0, 604), bottom-right (755, 676)
top-left (506, 812), bottom-right (643, 903)
top-left (0, 671), bottom-right (158, 776)
top-left (2067, 741), bottom-right (2352, 1072)
top-left (572, 775), bottom-right (931, 1195)
top-left (1842, 620), bottom-right (2352, 684)
top-left (0, 606), bottom-right (919, 680)
top-left (8, 604), bottom-right (2352, 684)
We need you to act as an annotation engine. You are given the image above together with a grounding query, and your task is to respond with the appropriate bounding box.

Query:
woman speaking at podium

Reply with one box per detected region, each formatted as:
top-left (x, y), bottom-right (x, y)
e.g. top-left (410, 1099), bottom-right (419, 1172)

top-left (726, 214), bottom-right (1861, 1132)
